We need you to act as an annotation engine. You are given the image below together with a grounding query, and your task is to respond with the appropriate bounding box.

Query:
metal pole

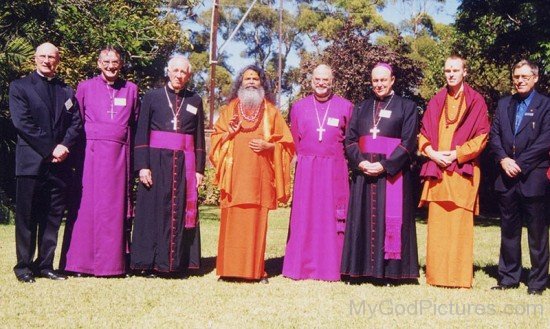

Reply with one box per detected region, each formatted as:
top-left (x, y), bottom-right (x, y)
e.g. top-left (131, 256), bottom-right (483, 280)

top-left (208, 0), bottom-right (220, 129)
top-left (277, 0), bottom-right (283, 108)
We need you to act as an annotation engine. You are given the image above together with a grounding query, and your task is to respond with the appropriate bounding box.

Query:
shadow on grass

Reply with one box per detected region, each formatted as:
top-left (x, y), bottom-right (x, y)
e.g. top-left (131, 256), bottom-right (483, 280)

top-left (265, 256), bottom-right (283, 277)
top-left (199, 205), bottom-right (220, 221)
top-left (188, 256), bottom-right (216, 277)
top-left (342, 276), bottom-right (420, 286)
top-left (479, 264), bottom-right (536, 286)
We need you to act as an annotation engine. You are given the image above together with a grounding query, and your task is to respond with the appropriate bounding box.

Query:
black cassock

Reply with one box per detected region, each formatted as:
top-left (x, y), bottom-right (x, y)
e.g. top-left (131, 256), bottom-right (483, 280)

top-left (341, 94), bottom-right (420, 279)
top-left (131, 86), bottom-right (205, 272)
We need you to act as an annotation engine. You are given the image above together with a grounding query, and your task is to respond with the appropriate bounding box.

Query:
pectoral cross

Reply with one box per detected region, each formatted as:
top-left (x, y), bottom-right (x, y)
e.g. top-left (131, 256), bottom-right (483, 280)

top-left (107, 106), bottom-right (117, 119)
top-left (316, 127), bottom-right (326, 141)
top-left (171, 117), bottom-right (178, 131)
top-left (370, 126), bottom-right (380, 139)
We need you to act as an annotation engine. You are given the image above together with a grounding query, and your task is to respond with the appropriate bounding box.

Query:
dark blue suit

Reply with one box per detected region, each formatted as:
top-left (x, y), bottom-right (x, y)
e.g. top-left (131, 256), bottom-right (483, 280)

top-left (489, 90), bottom-right (550, 290)
top-left (9, 71), bottom-right (82, 278)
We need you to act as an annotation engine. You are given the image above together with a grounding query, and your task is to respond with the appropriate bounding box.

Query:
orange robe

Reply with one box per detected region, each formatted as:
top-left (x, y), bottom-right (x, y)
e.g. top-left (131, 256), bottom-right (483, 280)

top-left (209, 99), bottom-right (294, 279)
top-left (419, 92), bottom-right (488, 288)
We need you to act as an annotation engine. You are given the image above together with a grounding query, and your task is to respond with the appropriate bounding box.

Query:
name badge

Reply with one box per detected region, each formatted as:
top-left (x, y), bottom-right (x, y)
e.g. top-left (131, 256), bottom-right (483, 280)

top-left (379, 109), bottom-right (392, 118)
top-left (327, 117), bottom-right (339, 127)
top-left (64, 99), bottom-right (73, 111)
top-left (186, 104), bottom-right (198, 115)
top-left (524, 112), bottom-right (534, 117)
top-left (114, 97), bottom-right (126, 106)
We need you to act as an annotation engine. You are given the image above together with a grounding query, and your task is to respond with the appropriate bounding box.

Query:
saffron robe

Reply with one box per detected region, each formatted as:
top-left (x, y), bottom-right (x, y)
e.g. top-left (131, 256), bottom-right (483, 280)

top-left (130, 86), bottom-right (205, 273)
top-left (61, 76), bottom-right (139, 276)
top-left (282, 94), bottom-right (352, 281)
top-left (419, 84), bottom-right (489, 288)
top-left (209, 99), bottom-right (294, 279)
top-left (341, 94), bottom-right (420, 279)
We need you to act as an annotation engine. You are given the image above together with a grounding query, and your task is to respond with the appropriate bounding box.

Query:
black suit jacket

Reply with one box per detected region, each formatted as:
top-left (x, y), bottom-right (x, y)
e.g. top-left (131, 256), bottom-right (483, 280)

top-left (489, 90), bottom-right (550, 197)
top-left (9, 72), bottom-right (82, 176)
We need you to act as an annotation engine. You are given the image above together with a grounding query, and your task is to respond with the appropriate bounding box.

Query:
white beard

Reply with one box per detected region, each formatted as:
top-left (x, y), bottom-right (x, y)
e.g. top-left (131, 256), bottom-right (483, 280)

top-left (238, 87), bottom-right (265, 109)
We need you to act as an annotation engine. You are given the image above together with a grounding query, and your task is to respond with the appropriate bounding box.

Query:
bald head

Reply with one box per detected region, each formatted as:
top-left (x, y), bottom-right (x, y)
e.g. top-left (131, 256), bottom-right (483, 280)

top-left (313, 64), bottom-right (333, 79)
top-left (311, 64), bottom-right (334, 100)
top-left (35, 42), bottom-right (60, 78)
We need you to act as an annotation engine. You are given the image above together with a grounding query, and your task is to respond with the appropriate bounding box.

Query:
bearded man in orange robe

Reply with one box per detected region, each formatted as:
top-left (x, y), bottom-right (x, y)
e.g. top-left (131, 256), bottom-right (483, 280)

top-left (209, 65), bottom-right (294, 283)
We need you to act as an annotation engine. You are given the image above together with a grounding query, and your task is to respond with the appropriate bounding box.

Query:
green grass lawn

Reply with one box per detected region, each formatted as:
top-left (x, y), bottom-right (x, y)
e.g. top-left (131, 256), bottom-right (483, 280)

top-left (0, 206), bottom-right (548, 328)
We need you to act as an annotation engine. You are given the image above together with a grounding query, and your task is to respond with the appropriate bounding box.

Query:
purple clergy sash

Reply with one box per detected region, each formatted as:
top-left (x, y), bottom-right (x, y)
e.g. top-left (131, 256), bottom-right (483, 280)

top-left (359, 135), bottom-right (403, 260)
top-left (149, 130), bottom-right (198, 229)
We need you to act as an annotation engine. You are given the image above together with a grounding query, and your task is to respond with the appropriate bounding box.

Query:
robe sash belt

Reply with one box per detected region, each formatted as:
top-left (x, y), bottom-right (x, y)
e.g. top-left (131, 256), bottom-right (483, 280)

top-left (85, 122), bottom-right (128, 143)
top-left (149, 130), bottom-right (197, 229)
top-left (359, 135), bottom-right (403, 260)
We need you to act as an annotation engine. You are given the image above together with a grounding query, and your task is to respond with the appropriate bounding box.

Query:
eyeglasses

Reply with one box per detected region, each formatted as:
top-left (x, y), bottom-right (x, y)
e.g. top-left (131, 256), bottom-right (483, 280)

top-left (512, 74), bottom-right (535, 82)
top-left (100, 60), bottom-right (121, 67)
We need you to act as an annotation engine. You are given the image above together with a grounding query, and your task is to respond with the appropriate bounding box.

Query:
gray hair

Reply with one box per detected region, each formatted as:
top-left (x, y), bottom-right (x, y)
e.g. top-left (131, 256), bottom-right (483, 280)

top-left (35, 42), bottom-right (59, 57)
top-left (513, 59), bottom-right (539, 76)
top-left (166, 54), bottom-right (192, 74)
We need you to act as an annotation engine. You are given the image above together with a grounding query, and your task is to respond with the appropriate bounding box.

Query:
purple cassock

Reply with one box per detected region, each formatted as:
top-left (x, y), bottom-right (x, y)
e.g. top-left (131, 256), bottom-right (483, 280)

top-left (60, 75), bottom-right (139, 276)
top-left (282, 94), bottom-right (353, 281)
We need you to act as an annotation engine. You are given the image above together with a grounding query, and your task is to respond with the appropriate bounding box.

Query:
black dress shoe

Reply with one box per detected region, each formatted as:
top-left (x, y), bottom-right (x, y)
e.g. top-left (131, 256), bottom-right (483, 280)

top-left (527, 288), bottom-right (544, 295)
top-left (39, 270), bottom-right (68, 281)
top-left (491, 283), bottom-right (519, 290)
top-left (17, 273), bottom-right (36, 283)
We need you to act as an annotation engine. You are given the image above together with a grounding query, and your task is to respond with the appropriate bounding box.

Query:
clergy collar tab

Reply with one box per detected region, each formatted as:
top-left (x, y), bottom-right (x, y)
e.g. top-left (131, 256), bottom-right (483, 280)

top-left (36, 70), bottom-right (55, 81)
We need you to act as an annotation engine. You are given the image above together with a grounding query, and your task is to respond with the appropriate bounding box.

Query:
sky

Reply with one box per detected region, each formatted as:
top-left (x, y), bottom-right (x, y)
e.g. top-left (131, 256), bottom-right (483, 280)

top-left (190, 0), bottom-right (460, 72)
top-left (187, 0), bottom-right (460, 108)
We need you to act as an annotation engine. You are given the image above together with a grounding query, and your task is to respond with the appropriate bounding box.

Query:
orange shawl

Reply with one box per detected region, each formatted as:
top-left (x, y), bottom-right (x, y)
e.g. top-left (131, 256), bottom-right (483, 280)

top-left (209, 99), bottom-right (294, 204)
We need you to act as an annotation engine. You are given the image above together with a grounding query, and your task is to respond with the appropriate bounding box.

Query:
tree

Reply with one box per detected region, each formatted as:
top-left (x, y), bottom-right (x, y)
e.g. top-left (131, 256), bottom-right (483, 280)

top-left (0, 0), bottom-right (196, 220)
top-left (217, 0), bottom-right (305, 94)
top-left (298, 24), bottom-right (423, 105)
top-left (295, 0), bottom-right (395, 44)
top-left (455, 0), bottom-right (550, 103)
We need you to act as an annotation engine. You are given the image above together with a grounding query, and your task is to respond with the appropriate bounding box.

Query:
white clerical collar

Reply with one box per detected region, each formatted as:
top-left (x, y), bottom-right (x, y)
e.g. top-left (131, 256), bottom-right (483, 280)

top-left (36, 70), bottom-right (54, 81)
top-left (376, 90), bottom-right (394, 101)
top-left (167, 82), bottom-right (181, 94)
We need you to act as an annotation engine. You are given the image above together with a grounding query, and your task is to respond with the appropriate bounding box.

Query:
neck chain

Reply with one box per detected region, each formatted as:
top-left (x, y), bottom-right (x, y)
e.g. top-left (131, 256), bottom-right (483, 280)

top-left (164, 86), bottom-right (186, 131)
top-left (313, 96), bottom-right (332, 142)
top-left (443, 91), bottom-right (465, 128)
top-left (239, 101), bottom-right (261, 122)
top-left (105, 81), bottom-right (117, 119)
top-left (234, 100), bottom-right (264, 133)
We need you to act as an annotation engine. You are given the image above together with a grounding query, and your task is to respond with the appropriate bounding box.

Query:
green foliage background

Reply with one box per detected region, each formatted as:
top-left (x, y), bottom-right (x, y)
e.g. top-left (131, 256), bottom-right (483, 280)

top-left (0, 0), bottom-right (191, 222)
top-left (2, 0), bottom-right (549, 221)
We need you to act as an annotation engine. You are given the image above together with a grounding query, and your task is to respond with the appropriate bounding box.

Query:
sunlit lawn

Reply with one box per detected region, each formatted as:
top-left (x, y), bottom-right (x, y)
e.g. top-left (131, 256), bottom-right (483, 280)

top-left (0, 206), bottom-right (548, 328)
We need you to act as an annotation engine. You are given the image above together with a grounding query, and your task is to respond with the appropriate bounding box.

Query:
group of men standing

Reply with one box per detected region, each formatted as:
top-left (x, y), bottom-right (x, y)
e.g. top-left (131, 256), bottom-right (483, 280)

top-left (9, 42), bottom-right (549, 296)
